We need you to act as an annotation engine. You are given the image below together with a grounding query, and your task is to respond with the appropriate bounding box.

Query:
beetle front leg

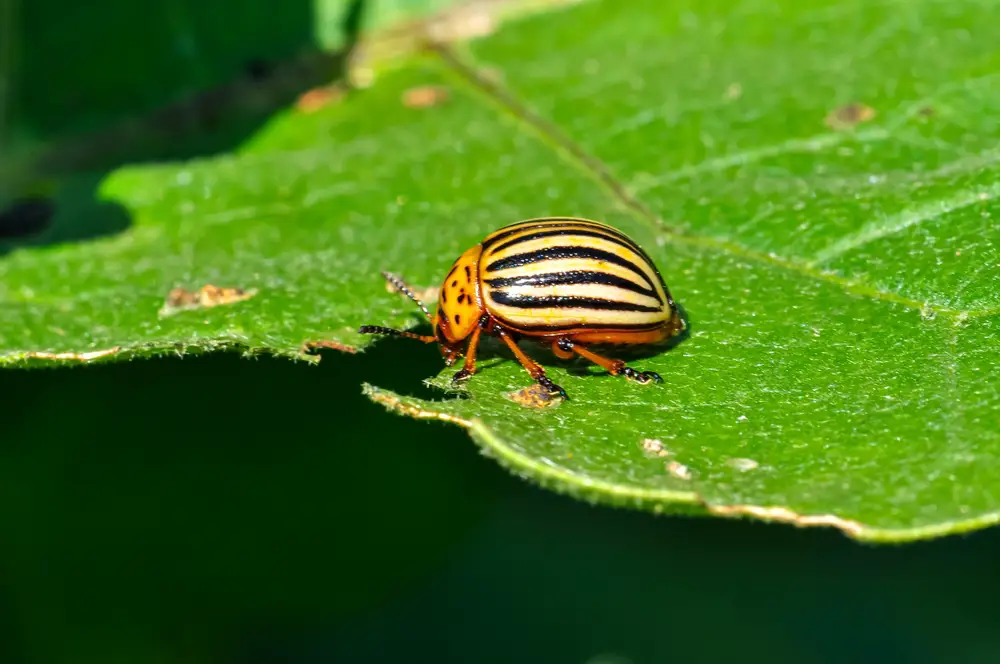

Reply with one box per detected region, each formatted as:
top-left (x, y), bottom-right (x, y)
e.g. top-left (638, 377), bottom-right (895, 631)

top-left (554, 338), bottom-right (662, 385)
top-left (494, 327), bottom-right (568, 399)
top-left (452, 317), bottom-right (487, 383)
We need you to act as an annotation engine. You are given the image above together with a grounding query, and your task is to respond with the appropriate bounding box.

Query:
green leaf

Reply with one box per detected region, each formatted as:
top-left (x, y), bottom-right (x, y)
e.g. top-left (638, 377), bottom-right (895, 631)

top-left (5, 0), bottom-right (1000, 542)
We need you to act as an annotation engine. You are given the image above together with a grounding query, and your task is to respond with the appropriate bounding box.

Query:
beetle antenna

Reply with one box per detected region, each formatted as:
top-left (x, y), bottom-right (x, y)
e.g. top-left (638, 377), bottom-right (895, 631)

top-left (381, 271), bottom-right (432, 321)
top-left (358, 325), bottom-right (436, 343)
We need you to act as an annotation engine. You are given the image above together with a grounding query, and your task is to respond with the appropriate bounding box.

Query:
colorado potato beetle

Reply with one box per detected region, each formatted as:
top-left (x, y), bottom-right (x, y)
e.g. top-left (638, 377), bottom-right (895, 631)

top-left (359, 217), bottom-right (685, 399)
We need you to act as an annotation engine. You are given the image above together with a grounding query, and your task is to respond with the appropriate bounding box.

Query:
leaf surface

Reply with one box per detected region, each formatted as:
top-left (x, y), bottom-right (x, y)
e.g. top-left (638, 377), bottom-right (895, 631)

top-left (5, 0), bottom-right (1000, 541)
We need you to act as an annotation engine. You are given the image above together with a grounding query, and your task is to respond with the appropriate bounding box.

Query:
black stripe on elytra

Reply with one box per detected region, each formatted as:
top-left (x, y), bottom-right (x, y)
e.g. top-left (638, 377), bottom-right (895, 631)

top-left (491, 227), bottom-right (646, 257)
top-left (485, 246), bottom-right (655, 290)
top-left (503, 320), bottom-right (668, 333)
top-left (482, 218), bottom-right (635, 250)
top-left (485, 270), bottom-right (660, 301)
top-left (490, 291), bottom-right (663, 313)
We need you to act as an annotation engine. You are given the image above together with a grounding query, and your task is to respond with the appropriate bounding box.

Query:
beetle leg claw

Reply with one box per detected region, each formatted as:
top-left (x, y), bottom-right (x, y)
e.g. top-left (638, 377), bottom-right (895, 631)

top-left (538, 375), bottom-right (569, 400)
top-left (621, 367), bottom-right (662, 385)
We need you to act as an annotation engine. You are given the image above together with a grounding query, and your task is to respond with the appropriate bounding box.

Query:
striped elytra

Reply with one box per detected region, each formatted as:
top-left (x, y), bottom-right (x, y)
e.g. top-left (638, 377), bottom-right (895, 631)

top-left (359, 218), bottom-right (685, 400)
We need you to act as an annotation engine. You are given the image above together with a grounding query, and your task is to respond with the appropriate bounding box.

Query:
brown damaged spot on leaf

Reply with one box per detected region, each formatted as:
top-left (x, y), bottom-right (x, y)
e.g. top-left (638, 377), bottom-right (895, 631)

top-left (640, 438), bottom-right (672, 458)
top-left (295, 84), bottom-right (347, 114)
top-left (708, 504), bottom-right (865, 536)
top-left (402, 85), bottom-right (450, 108)
top-left (824, 102), bottom-right (877, 130)
top-left (302, 339), bottom-right (358, 355)
top-left (158, 284), bottom-right (258, 317)
top-left (504, 383), bottom-right (562, 409)
top-left (666, 460), bottom-right (692, 480)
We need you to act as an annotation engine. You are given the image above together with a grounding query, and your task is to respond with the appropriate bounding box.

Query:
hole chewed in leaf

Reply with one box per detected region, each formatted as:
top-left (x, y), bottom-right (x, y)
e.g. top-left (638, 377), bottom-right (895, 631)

top-left (640, 438), bottom-right (672, 458)
top-left (158, 285), bottom-right (258, 318)
top-left (666, 461), bottom-right (693, 480)
top-left (824, 102), bottom-right (877, 130)
top-left (244, 58), bottom-right (274, 82)
top-left (296, 84), bottom-right (347, 114)
top-left (402, 85), bottom-right (450, 109)
top-left (0, 196), bottom-right (56, 240)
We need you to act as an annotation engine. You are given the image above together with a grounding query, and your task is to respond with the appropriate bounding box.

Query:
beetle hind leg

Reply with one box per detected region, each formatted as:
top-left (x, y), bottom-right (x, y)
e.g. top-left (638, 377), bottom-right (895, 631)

top-left (554, 338), bottom-right (662, 385)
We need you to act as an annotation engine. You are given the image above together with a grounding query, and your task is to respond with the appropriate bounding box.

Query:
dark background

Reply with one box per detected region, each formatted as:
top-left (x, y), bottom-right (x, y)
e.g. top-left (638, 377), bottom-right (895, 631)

top-left (3, 0), bottom-right (999, 661)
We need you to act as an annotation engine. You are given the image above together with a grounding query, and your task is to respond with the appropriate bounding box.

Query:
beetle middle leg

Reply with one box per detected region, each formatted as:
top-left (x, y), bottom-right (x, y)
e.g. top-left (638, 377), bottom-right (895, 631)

top-left (553, 338), bottom-right (662, 385)
top-left (494, 327), bottom-right (568, 399)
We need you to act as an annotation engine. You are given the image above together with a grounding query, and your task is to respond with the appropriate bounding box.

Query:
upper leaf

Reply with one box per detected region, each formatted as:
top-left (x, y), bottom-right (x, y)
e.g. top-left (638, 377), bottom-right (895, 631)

top-left (4, 0), bottom-right (1000, 541)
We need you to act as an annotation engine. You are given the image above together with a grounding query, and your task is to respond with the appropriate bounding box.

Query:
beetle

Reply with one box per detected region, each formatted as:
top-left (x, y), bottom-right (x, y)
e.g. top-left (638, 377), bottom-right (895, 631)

top-left (359, 217), bottom-right (685, 399)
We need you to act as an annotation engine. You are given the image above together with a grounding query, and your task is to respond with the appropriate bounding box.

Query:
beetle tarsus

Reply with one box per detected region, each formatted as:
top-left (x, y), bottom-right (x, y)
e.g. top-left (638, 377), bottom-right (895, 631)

top-left (620, 366), bottom-right (662, 384)
top-left (537, 375), bottom-right (569, 400)
top-left (452, 368), bottom-right (473, 383)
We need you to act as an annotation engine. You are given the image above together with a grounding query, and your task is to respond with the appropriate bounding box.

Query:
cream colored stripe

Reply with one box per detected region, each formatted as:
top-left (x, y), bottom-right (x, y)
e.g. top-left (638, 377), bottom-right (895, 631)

top-left (488, 302), bottom-right (668, 328)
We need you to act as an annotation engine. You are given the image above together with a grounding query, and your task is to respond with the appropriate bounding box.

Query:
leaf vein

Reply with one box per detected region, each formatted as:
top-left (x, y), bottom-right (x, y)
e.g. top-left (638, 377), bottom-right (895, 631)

top-left (812, 183), bottom-right (1000, 264)
top-left (433, 44), bottom-right (977, 318)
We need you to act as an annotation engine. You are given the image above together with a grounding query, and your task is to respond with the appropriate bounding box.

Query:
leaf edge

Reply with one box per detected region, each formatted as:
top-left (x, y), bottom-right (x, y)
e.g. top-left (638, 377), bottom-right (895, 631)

top-left (363, 383), bottom-right (1000, 544)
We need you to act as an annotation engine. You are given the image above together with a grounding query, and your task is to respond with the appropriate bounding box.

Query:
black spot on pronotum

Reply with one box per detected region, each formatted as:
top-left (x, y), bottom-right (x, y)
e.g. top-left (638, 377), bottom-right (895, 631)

top-left (452, 280), bottom-right (458, 287)
top-left (455, 314), bottom-right (462, 325)
top-left (464, 266), bottom-right (471, 280)
top-left (0, 196), bottom-right (56, 240)
top-left (457, 294), bottom-right (466, 304)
